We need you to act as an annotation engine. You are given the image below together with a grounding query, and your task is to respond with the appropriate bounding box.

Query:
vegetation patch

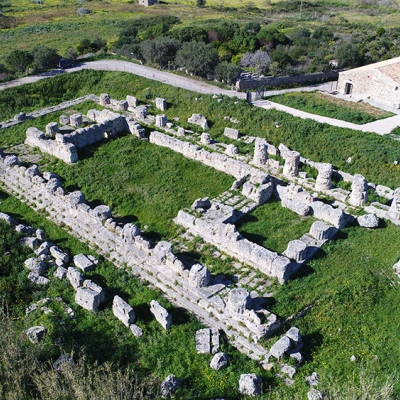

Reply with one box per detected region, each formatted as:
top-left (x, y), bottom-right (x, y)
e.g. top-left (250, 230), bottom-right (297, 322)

top-left (236, 198), bottom-right (315, 254)
top-left (267, 91), bottom-right (395, 124)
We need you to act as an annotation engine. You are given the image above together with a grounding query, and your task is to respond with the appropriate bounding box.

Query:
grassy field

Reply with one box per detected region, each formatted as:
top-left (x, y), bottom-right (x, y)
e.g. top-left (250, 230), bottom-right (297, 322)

top-left (236, 198), bottom-right (315, 254)
top-left (267, 91), bottom-right (395, 124)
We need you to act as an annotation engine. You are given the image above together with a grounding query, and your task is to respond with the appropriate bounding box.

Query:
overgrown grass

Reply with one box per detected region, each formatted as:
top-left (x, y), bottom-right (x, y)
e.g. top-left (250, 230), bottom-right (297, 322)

top-left (267, 91), bottom-right (395, 124)
top-left (236, 198), bottom-right (315, 254)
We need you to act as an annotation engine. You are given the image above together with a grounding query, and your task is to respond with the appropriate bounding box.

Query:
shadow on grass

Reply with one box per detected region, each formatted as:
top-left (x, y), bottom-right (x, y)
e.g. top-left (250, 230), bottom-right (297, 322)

top-left (301, 331), bottom-right (324, 363)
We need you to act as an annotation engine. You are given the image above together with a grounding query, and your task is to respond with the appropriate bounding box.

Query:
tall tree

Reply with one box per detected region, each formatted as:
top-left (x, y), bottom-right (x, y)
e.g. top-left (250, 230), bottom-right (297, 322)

top-left (6, 50), bottom-right (33, 73)
top-left (140, 37), bottom-right (181, 68)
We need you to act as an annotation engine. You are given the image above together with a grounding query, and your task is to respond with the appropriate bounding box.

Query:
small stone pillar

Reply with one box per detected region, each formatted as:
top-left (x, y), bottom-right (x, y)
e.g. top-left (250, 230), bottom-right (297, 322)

top-left (45, 122), bottom-right (59, 137)
top-left (309, 220), bottom-right (335, 241)
top-left (155, 97), bottom-right (167, 111)
top-left (285, 240), bottom-right (308, 262)
top-left (283, 150), bottom-right (300, 178)
top-left (70, 113), bottom-right (82, 128)
top-left (315, 163), bottom-right (332, 191)
top-left (201, 132), bottom-right (211, 145)
top-left (126, 95), bottom-right (138, 108)
top-left (136, 106), bottom-right (148, 119)
top-left (188, 263), bottom-right (210, 288)
top-left (387, 188), bottom-right (400, 223)
top-left (117, 100), bottom-right (128, 111)
top-left (99, 93), bottom-right (111, 106)
top-left (59, 115), bottom-right (70, 125)
top-left (226, 144), bottom-right (238, 157)
top-left (226, 288), bottom-right (251, 314)
top-left (156, 114), bottom-right (168, 128)
top-left (253, 137), bottom-right (268, 167)
top-left (348, 174), bottom-right (368, 206)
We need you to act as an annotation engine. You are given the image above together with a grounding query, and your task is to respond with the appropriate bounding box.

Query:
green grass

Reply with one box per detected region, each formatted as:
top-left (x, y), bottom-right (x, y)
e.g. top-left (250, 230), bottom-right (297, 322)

top-left (267, 91), bottom-right (395, 124)
top-left (236, 198), bottom-right (315, 254)
top-left (42, 135), bottom-right (232, 240)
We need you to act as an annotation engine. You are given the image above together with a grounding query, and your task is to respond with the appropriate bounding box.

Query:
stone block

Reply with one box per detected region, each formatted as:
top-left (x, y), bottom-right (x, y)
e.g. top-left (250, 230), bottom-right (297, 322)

top-left (45, 122), bottom-right (59, 137)
top-left (50, 246), bottom-right (69, 264)
top-left (201, 132), bottom-right (211, 145)
top-left (270, 336), bottom-right (291, 359)
top-left (99, 93), bottom-right (111, 106)
top-left (160, 374), bottom-right (181, 399)
top-left (283, 150), bottom-right (300, 178)
top-left (238, 374), bottom-right (262, 397)
top-left (226, 144), bottom-right (239, 156)
top-left (196, 328), bottom-right (211, 354)
top-left (188, 263), bottom-right (210, 288)
top-left (75, 281), bottom-right (105, 312)
top-left (285, 240), bottom-right (308, 263)
top-left (309, 220), bottom-right (336, 241)
top-left (226, 288), bottom-right (251, 314)
top-left (59, 115), bottom-right (70, 125)
top-left (26, 326), bottom-right (46, 343)
top-left (113, 295), bottom-right (135, 327)
top-left (130, 324), bottom-right (143, 337)
top-left (126, 95), bottom-right (138, 108)
top-left (150, 300), bottom-right (172, 329)
top-left (156, 114), bottom-right (168, 128)
top-left (70, 113), bottom-right (82, 128)
top-left (210, 352), bottom-right (228, 370)
top-left (155, 97), bottom-right (167, 111)
top-left (188, 114), bottom-right (208, 130)
top-left (54, 266), bottom-right (67, 280)
top-left (24, 258), bottom-right (47, 274)
top-left (253, 137), bottom-right (268, 166)
top-left (358, 214), bottom-right (379, 228)
top-left (224, 127), bottom-right (240, 140)
top-left (74, 254), bottom-right (95, 272)
top-left (67, 267), bottom-right (83, 289)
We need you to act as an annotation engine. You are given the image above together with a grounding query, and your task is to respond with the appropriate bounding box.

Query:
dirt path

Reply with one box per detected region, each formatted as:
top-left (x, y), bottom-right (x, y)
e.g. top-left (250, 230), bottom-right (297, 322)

top-left (1, 60), bottom-right (399, 135)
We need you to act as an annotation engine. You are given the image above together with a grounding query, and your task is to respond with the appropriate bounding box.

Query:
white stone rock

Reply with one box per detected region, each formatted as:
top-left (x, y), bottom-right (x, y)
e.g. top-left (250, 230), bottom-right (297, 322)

top-left (357, 214), bottom-right (379, 228)
top-left (74, 254), bottom-right (95, 272)
top-left (238, 374), bottom-right (262, 397)
top-left (210, 352), bottom-right (228, 370)
top-left (26, 326), bottom-right (46, 343)
top-left (150, 300), bottom-right (172, 330)
top-left (113, 295), bottom-right (135, 327)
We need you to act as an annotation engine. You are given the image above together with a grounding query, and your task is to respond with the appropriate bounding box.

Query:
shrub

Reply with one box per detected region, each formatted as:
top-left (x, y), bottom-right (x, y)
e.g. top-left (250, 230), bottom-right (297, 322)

top-left (6, 49), bottom-right (33, 73)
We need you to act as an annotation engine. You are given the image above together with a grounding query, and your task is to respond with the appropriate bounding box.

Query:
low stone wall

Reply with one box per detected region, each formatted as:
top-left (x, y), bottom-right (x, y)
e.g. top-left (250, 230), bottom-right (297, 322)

top-left (149, 130), bottom-right (265, 180)
top-left (175, 209), bottom-right (294, 283)
top-left (236, 70), bottom-right (339, 91)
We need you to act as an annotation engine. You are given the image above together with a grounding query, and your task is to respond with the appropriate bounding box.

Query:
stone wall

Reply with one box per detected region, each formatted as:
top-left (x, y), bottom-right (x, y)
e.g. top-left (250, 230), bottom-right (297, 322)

top-left (236, 71), bottom-right (339, 90)
top-left (149, 130), bottom-right (266, 181)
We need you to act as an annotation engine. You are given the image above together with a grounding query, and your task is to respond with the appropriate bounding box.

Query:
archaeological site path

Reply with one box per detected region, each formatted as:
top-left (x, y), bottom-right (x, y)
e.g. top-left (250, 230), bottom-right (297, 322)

top-left (1, 59), bottom-right (400, 135)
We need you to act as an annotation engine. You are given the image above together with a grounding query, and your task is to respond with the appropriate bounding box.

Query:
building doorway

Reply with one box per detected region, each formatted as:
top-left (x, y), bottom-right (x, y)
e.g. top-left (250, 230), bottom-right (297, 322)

top-left (344, 82), bottom-right (353, 95)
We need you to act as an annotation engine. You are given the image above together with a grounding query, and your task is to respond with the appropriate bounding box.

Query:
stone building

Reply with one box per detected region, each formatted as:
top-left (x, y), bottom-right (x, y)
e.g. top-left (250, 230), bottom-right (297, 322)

top-left (337, 56), bottom-right (400, 108)
top-left (138, 0), bottom-right (157, 6)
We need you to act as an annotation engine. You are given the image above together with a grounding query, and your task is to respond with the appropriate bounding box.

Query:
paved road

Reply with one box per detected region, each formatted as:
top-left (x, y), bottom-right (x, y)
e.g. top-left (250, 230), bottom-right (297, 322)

top-left (1, 59), bottom-right (399, 135)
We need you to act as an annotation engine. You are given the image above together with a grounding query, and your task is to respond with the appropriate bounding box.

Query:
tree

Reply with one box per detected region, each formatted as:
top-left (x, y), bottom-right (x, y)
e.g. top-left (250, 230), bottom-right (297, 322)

top-left (335, 41), bottom-right (363, 68)
top-left (270, 45), bottom-right (292, 68)
top-left (256, 27), bottom-right (286, 49)
top-left (239, 50), bottom-right (271, 74)
top-left (196, 0), bottom-right (206, 7)
top-left (31, 45), bottom-right (59, 70)
top-left (175, 41), bottom-right (219, 76)
top-left (65, 47), bottom-right (78, 60)
top-left (76, 38), bottom-right (91, 55)
top-left (140, 37), bottom-right (181, 68)
top-left (214, 62), bottom-right (241, 84)
top-left (6, 49), bottom-right (33, 73)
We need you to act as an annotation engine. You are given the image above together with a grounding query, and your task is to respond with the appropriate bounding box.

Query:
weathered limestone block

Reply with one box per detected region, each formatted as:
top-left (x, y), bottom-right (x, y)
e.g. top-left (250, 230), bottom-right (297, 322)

top-left (349, 174), bottom-right (368, 207)
top-left (0, 212), bottom-right (16, 226)
top-left (25, 165), bottom-right (40, 179)
top-left (376, 185), bottom-right (393, 199)
top-left (54, 266), bottom-right (67, 280)
top-left (196, 328), bottom-right (211, 354)
top-left (89, 205), bottom-right (111, 222)
top-left (285, 240), bottom-right (308, 263)
top-left (45, 122), bottom-right (59, 137)
top-left (152, 241), bottom-right (173, 264)
top-left (315, 163), bottom-right (332, 191)
top-left (28, 272), bottom-right (50, 285)
top-left (308, 389), bottom-right (324, 400)
top-left (117, 100), bottom-right (128, 111)
top-left (210, 352), bottom-right (228, 370)
top-left (188, 114), bottom-right (208, 130)
top-left (113, 295), bottom-right (135, 327)
top-left (160, 374), bottom-right (181, 399)
top-left (253, 137), bottom-right (268, 167)
top-left (50, 246), bottom-right (69, 265)
top-left (121, 223), bottom-right (141, 243)
top-left (283, 150), bottom-right (300, 178)
top-left (281, 364), bottom-right (297, 378)
top-left (191, 197), bottom-right (211, 210)
top-left (68, 191), bottom-right (85, 208)
top-left (309, 220), bottom-right (337, 241)
top-left (155, 97), bottom-right (167, 111)
top-left (126, 95), bottom-right (138, 108)
top-left (35, 241), bottom-right (52, 257)
top-left (24, 258), bottom-right (47, 274)
top-left (15, 224), bottom-right (34, 235)
top-left (99, 93), bottom-right (111, 106)
top-left (59, 115), bottom-right (70, 125)
top-left (26, 326), bottom-right (46, 343)
top-left (75, 280), bottom-right (105, 312)
top-left (14, 112), bottom-right (26, 122)
top-left (224, 127), bottom-right (240, 140)
top-left (270, 336), bottom-right (292, 359)
top-left (231, 175), bottom-right (248, 190)
top-left (358, 214), bottom-right (379, 228)
top-left (19, 236), bottom-right (39, 250)
top-left (4, 155), bottom-right (20, 168)
top-left (74, 254), bottom-right (95, 272)
top-left (226, 144), bottom-right (238, 156)
top-left (188, 263), bottom-right (210, 288)
top-left (150, 300), bottom-right (172, 329)
top-left (238, 374), bottom-right (262, 397)
top-left (36, 229), bottom-right (46, 240)
top-left (177, 127), bottom-right (185, 135)
top-left (387, 188), bottom-right (400, 224)
top-left (126, 118), bottom-right (146, 138)
top-left (130, 324), bottom-right (143, 337)
top-left (70, 113), bottom-right (82, 128)
top-left (201, 132), bottom-right (211, 145)
top-left (310, 201), bottom-right (346, 229)
top-left (286, 326), bottom-right (302, 349)
top-left (67, 267), bottom-right (84, 289)
top-left (45, 178), bottom-right (63, 196)
top-left (306, 372), bottom-right (320, 387)
top-left (242, 181), bottom-right (274, 206)
top-left (226, 288), bottom-right (251, 314)
top-left (156, 114), bottom-right (168, 128)
top-left (135, 105), bottom-right (148, 119)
